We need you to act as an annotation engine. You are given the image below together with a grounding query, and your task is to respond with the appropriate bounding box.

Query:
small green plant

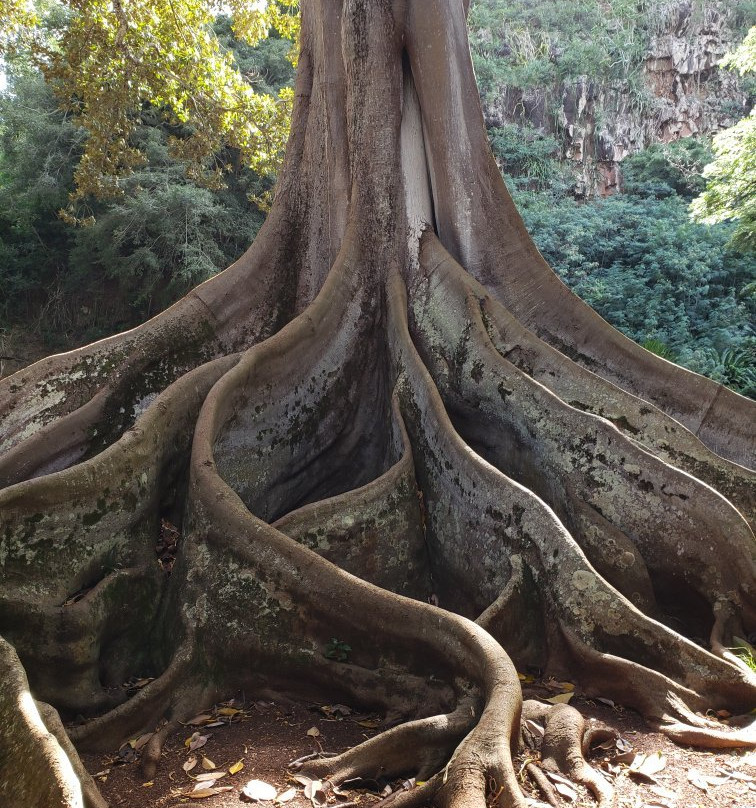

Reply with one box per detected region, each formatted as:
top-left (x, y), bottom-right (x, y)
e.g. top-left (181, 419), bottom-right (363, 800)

top-left (730, 641), bottom-right (756, 673)
top-left (324, 637), bottom-right (351, 662)
top-left (641, 339), bottom-right (677, 361)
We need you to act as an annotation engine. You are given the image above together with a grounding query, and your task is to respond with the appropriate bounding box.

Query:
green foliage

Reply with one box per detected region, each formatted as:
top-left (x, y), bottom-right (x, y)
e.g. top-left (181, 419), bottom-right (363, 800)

top-left (691, 27), bottom-right (756, 252)
top-left (732, 642), bottom-right (756, 673)
top-left (488, 123), bottom-right (570, 193)
top-left (621, 139), bottom-right (713, 199)
top-left (641, 339), bottom-right (678, 361)
top-left (0, 67), bottom-right (82, 332)
top-left (517, 190), bottom-right (756, 396)
top-left (215, 15), bottom-right (295, 97)
top-left (324, 638), bottom-right (351, 663)
top-left (0, 61), bottom-right (266, 346)
top-left (469, 0), bottom-right (647, 96)
top-left (0, 1), bottom-right (299, 213)
top-left (68, 148), bottom-right (263, 328)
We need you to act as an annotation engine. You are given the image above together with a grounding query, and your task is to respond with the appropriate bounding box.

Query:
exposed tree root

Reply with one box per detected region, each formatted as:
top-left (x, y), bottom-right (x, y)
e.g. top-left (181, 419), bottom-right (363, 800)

top-left (656, 720), bottom-right (756, 748)
top-left (522, 700), bottom-right (616, 807)
top-left (1, 2), bottom-right (755, 808)
top-left (299, 700), bottom-right (475, 784)
top-left (0, 637), bottom-right (105, 808)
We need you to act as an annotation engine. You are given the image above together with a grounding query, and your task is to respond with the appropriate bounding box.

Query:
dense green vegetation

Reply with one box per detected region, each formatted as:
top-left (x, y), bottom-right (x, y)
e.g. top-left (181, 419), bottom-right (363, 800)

top-left (0, 2), bottom-right (753, 396)
top-left (506, 135), bottom-right (755, 397)
top-left (690, 26), bottom-right (756, 252)
top-left (470, 0), bottom-right (648, 94)
top-left (469, 0), bottom-right (755, 116)
top-left (0, 18), bottom-right (292, 348)
top-left (516, 191), bottom-right (755, 396)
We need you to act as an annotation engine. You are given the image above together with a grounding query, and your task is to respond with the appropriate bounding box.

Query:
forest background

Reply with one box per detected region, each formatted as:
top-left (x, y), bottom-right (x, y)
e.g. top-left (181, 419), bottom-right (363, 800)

top-left (0, 0), bottom-right (754, 397)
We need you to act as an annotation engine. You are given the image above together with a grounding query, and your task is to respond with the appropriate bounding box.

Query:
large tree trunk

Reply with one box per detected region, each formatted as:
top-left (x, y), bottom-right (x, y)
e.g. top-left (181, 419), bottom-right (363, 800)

top-left (1, 1), bottom-right (754, 806)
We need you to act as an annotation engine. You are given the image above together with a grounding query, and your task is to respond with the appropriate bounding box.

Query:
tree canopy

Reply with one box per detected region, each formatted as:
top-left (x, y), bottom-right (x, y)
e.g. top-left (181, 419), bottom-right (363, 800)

top-left (691, 26), bottom-right (756, 251)
top-left (0, 0), bottom-right (298, 215)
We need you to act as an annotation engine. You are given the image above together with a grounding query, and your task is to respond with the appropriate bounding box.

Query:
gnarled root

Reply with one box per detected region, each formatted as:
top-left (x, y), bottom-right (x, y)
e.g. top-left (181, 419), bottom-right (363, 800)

top-left (522, 700), bottom-right (616, 808)
top-left (0, 636), bottom-right (106, 808)
top-left (299, 700), bottom-right (475, 784)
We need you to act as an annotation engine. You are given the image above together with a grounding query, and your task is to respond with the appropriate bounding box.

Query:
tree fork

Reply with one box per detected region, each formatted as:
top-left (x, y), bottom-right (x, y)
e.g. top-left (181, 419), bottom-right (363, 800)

top-left (1, 1), bottom-right (755, 807)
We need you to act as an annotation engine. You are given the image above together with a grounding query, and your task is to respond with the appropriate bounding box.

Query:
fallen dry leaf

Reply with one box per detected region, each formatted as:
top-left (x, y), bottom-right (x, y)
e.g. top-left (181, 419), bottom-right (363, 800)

top-left (201, 756), bottom-right (216, 770)
top-left (187, 732), bottom-right (209, 752)
top-left (274, 787), bottom-right (297, 804)
top-left (630, 751), bottom-right (666, 780)
top-left (133, 732), bottom-right (153, 751)
top-left (544, 770), bottom-right (575, 788)
top-left (524, 719), bottom-right (545, 738)
top-left (306, 726), bottom-right (320, 737)
top-left (552, 781), bottom-right (577, 802)
top-left (648, 785), bottom-right (676, 801)
top-left (195, 771), bottom-right (227, 782)
top-left (688, 768), bottom-right (729, 788)
top-left (304, 777), bottom-right (328, 807)
top-left (723, 769), bottom-right (755, 782)
top-left (187, 786), bottom-right (233, 799)
top-left (687, 768), bottom-right (709, 792)
top-left (183, 756), bottom-right (198, 773)
top-left (612, 751), bottom-right (636, 767)
top-left (356, 718), bottom-right (381, 728)
top-left (229, 759), bottom-right (244, 775)
top-left (218, 707), bottom-right (242, 716)
top-left (545, 692), bottom-right (574, 705)
top-left (187, 714), bottom-right (213, 726)
top-left (242, 779), bottom-right (278, 801)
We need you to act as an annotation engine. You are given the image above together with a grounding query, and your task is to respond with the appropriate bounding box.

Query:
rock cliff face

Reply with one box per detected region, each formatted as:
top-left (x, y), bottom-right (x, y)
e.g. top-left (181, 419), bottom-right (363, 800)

top-left (476, 1), bottom-right (750, 196)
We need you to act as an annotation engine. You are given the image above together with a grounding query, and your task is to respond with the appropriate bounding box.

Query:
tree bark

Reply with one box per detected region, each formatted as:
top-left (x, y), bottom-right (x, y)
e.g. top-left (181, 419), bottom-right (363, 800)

top-left (1, 1), bottom-right (754, 806)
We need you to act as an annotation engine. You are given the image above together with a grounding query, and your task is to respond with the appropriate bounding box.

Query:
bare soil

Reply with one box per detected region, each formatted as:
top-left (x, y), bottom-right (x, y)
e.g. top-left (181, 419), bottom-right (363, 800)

top-left (79, 686), bottom-right (756, 808)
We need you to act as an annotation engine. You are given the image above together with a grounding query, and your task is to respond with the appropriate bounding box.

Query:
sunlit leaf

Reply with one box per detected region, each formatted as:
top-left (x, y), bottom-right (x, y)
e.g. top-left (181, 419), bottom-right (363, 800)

top-left (629, 751), bottom-right (666, 780)
top-left (242, 779), bottom-right (278, 800)
top-left (195, 771), bottom-right (226, 781)
top-left (688, 768), bottom-right (709, 791)
top-left (545, 692), bottom-right (574, 705)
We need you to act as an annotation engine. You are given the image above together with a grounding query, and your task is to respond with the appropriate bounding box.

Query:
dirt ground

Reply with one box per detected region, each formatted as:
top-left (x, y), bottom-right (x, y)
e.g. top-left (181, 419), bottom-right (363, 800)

top-left (79, 683), bottom-right (756, 808)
